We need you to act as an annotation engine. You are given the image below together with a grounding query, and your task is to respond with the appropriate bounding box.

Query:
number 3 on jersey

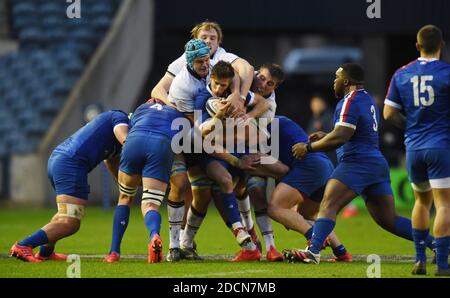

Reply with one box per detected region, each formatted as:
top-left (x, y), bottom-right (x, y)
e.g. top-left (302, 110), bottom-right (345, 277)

top-left (370, 105), bottom-right (378, 132)
top-left (411, 75), bottom-right (435, 107)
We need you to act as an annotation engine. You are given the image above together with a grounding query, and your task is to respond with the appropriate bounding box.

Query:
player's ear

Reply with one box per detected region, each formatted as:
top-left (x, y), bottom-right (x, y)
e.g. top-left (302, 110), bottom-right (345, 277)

top-left (415, 42), bottom-right (421, 52)
top-left (343, 78), bottom-right (350, 87)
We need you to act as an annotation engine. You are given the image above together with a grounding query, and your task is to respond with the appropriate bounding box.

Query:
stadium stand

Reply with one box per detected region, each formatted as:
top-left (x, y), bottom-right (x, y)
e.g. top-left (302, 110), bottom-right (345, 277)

top-left (0, 0), bottom-right (122, 157)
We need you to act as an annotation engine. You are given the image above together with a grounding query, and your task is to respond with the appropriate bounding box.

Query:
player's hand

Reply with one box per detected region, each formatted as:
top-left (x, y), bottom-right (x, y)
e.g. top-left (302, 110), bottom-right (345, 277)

top-left (226, 93), bottom-right (246, 118)
top-left (214, 100), bottom-right (231, 120)
top-left (237, 154), bottom-right (260, 171)
top-left (309, 131), bottom-right (327, 142)
top-left (292, 143), bottom-right (308, 159)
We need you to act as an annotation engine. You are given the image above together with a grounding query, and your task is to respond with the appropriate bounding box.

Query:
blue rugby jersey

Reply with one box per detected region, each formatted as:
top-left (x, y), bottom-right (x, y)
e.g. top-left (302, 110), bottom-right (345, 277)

top-left (385, 58), bottom-right (450, 151)
top-left (55, 110), bottom-right (129, 172)
top-left (334, 89), bottom-right (384, 162)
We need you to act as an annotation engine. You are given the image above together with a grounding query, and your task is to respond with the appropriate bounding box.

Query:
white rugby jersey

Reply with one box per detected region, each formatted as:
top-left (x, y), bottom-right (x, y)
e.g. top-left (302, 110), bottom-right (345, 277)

top-left (168, 66), bottom-right (207, 113)
top-left (167, 47), bottom-right (239, 77)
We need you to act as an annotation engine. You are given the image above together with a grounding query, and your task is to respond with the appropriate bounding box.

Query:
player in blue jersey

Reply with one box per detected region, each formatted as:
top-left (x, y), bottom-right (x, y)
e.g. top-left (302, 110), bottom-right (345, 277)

top-left (10, 111), bottom-right (129, 262)
top-left (112, 99), bottom-right (186, 263)
top-left (384, 25), bottom-right (450, 276)
top-left (284, 63), bottom-right (435, 264)
top-left (267, 116), bottom-right (352, 262)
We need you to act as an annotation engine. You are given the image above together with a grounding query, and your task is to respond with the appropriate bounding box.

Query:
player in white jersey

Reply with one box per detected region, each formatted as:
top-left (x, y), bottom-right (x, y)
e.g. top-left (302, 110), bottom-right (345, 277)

top-left (151, 21), bottom-right (255, 261)
top-left (152, 21), bottom-right (254, 114)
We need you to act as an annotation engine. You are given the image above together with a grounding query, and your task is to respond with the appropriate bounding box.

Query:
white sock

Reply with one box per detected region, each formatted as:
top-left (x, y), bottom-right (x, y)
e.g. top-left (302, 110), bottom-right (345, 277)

top-left (167, 200), bottom-right (185, 249)
top-left (237, 195), bottom-right (253, 230)
top-left (256, 213), bottom-right (275, 251)
top-left (181, 207), bottom-right (205, 249)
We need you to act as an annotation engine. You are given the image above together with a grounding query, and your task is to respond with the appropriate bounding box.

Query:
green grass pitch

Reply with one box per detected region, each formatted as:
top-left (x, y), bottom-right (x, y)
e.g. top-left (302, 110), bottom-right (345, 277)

top-left (0, 206), bottom-right (445, 278)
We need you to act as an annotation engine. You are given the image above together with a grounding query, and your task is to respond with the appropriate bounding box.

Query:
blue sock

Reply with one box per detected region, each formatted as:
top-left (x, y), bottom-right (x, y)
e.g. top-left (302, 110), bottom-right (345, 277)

top-left (426, 235), bottom-right (435, 250)
top-left (304, 227), bottom-right (313, 241)
top-left (310, 218), bottom-right (335, 254)
top-left (412, 229), bottom-right (429, 262)
top-left (393, 216), bottom-right (413, 241)
top-left (332, 244), bottom-right (347, 257)
top-left (144, 210), bottom-right (161, 240)
top-left (110, 205), bottom-right (130, 254)
top-left (435, 236), bottom-right (450, 270)
top-left (225, 221), bottom-right (232, 229)
top-left (39, 244), bottom-right (55, 257)
top-left (220, 193), bottom-right (241, 225)
top-left (19, 229), bottom-right (48, 248)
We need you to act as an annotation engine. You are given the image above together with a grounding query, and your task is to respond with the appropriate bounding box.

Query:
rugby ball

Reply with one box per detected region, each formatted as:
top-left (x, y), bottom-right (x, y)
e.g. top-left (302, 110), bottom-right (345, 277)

top-left (205, 96), bottom-right (223, 117)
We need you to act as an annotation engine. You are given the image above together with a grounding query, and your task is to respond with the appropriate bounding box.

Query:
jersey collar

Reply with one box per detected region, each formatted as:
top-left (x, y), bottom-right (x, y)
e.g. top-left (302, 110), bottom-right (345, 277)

top-left (418, 57), bottom-right (439, 62)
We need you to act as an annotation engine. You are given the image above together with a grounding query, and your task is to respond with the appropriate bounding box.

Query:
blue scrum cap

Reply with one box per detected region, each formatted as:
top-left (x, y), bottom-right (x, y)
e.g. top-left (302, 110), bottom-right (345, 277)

top-left (185, 39), bottom-right (210, 70)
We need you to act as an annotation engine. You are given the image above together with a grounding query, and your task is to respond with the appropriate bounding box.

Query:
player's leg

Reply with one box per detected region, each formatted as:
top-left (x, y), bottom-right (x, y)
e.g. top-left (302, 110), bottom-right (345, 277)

top-left (364, 187), bottom-right (434, 249)
top-left (431, 187), bottom-right (450, 275)
top-left (104, 179), bottom-right (136, 262)
top-left (179, 167), bottom-right (213, 260)
top-left (298, 179), bottom-right (356, 264)
top-left (410, 185), bottom-right (434, 274)
top-left (140, 175), bottom-right (167, 263)
top-left (246, 177), bottom-right (282, 261)
top-left (236, 176), bottom-right (262, 251)
top-left (426, 149), bottom-right (450, 275)
top-left (11, 194), bottom-right (86, 262)
top-left (299, 201), bottom-right (352, 263)
top-left (168, 154), bottom-right (190, 248)
top-left (268, 183), bottom-right (310, 235)
top-left (12, 153), bottom-right (88, 262)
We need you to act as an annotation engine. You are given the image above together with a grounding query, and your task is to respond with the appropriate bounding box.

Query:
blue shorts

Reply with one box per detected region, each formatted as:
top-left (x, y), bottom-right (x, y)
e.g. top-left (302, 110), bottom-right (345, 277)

top-left (47, 151), bottom-right (90, 200)
top-left (406, 149), bottom-right (450, 188)
top-left (281, 153), bottom-right (334, 203)
top-left (331, 157), bottom-right (393, 201)
top-left (119, 132), bottom-right (174, 183)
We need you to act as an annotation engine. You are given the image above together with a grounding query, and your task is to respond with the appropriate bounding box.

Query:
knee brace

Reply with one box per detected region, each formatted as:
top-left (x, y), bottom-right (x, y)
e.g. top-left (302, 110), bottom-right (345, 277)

top-left (118, 182), bottom-right (138, 197)
top-left (142, 188), bottom-right (166, 206)
top-left (57, 203), bottom-right (85, 220)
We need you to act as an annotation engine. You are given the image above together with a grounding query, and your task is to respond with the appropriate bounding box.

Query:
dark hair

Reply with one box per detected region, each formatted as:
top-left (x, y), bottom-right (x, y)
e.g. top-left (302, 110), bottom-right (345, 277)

top-left (210, 60), bottom-right (235, 80)
top-left (417, 24), bottom-right (443, 55)
top-left (260, 63), bottom-right (285, 85)
top-left (341, 63), bottom-right (365, 85)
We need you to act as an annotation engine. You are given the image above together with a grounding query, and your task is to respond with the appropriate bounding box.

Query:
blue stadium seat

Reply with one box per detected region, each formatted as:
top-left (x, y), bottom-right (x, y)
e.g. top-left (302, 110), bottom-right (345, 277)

top-left (39, 2), bottom-right (65, 17)
top-left (18, 28), bottom-right (46, 48)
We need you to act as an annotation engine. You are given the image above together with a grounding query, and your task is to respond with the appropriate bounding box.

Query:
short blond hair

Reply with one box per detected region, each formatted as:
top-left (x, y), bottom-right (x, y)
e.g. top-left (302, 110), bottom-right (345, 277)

top-left (191, 21), bottom-right (223, 44)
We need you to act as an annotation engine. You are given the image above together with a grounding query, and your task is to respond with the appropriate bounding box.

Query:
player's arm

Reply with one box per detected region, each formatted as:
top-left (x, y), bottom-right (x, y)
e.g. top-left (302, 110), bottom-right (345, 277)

top-left (292, 125), bottom-right (354, 159)
top-left (383, 74), bottom-right (405, 129)
top-left (151, 72), bottom-right (174, 105)
top-left (383, 105), bottom-right (405, 129)
top-left (200, 100), bottom-right (231, 137)
top-left (245, 93), bottom-right (270, 119)
top-left (113, 124), bottom-right (129, 145)
top-left (227, 58), bottom-right (255, 116)
top-left (104, 155), bottom-right (120, 181)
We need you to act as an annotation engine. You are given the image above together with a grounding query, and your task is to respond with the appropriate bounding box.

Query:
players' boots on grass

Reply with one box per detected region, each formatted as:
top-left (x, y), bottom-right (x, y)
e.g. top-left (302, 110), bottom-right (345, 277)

top-left (166, 248), bottom-right (182, 262)
top-left (411, 261), bottom-right (427, 275)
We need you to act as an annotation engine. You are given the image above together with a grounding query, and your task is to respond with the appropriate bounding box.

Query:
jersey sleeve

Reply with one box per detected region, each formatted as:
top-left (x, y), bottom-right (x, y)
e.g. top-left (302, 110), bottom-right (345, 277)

top-left (335, 94), bottom-right (359, 130)
top-left (168, 77), bottom-right (195, 113)
top-left (167, 54), bottom-right (185, 77)
top-left (111, 110), bottom-right (129, 131)
top-left (384, 74), bottom-right (402, 109)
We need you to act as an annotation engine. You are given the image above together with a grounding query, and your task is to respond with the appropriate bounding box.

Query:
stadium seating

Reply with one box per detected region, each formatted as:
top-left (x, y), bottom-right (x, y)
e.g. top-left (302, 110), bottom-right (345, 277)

top-left (0, 0), bottom-right (121, 155)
